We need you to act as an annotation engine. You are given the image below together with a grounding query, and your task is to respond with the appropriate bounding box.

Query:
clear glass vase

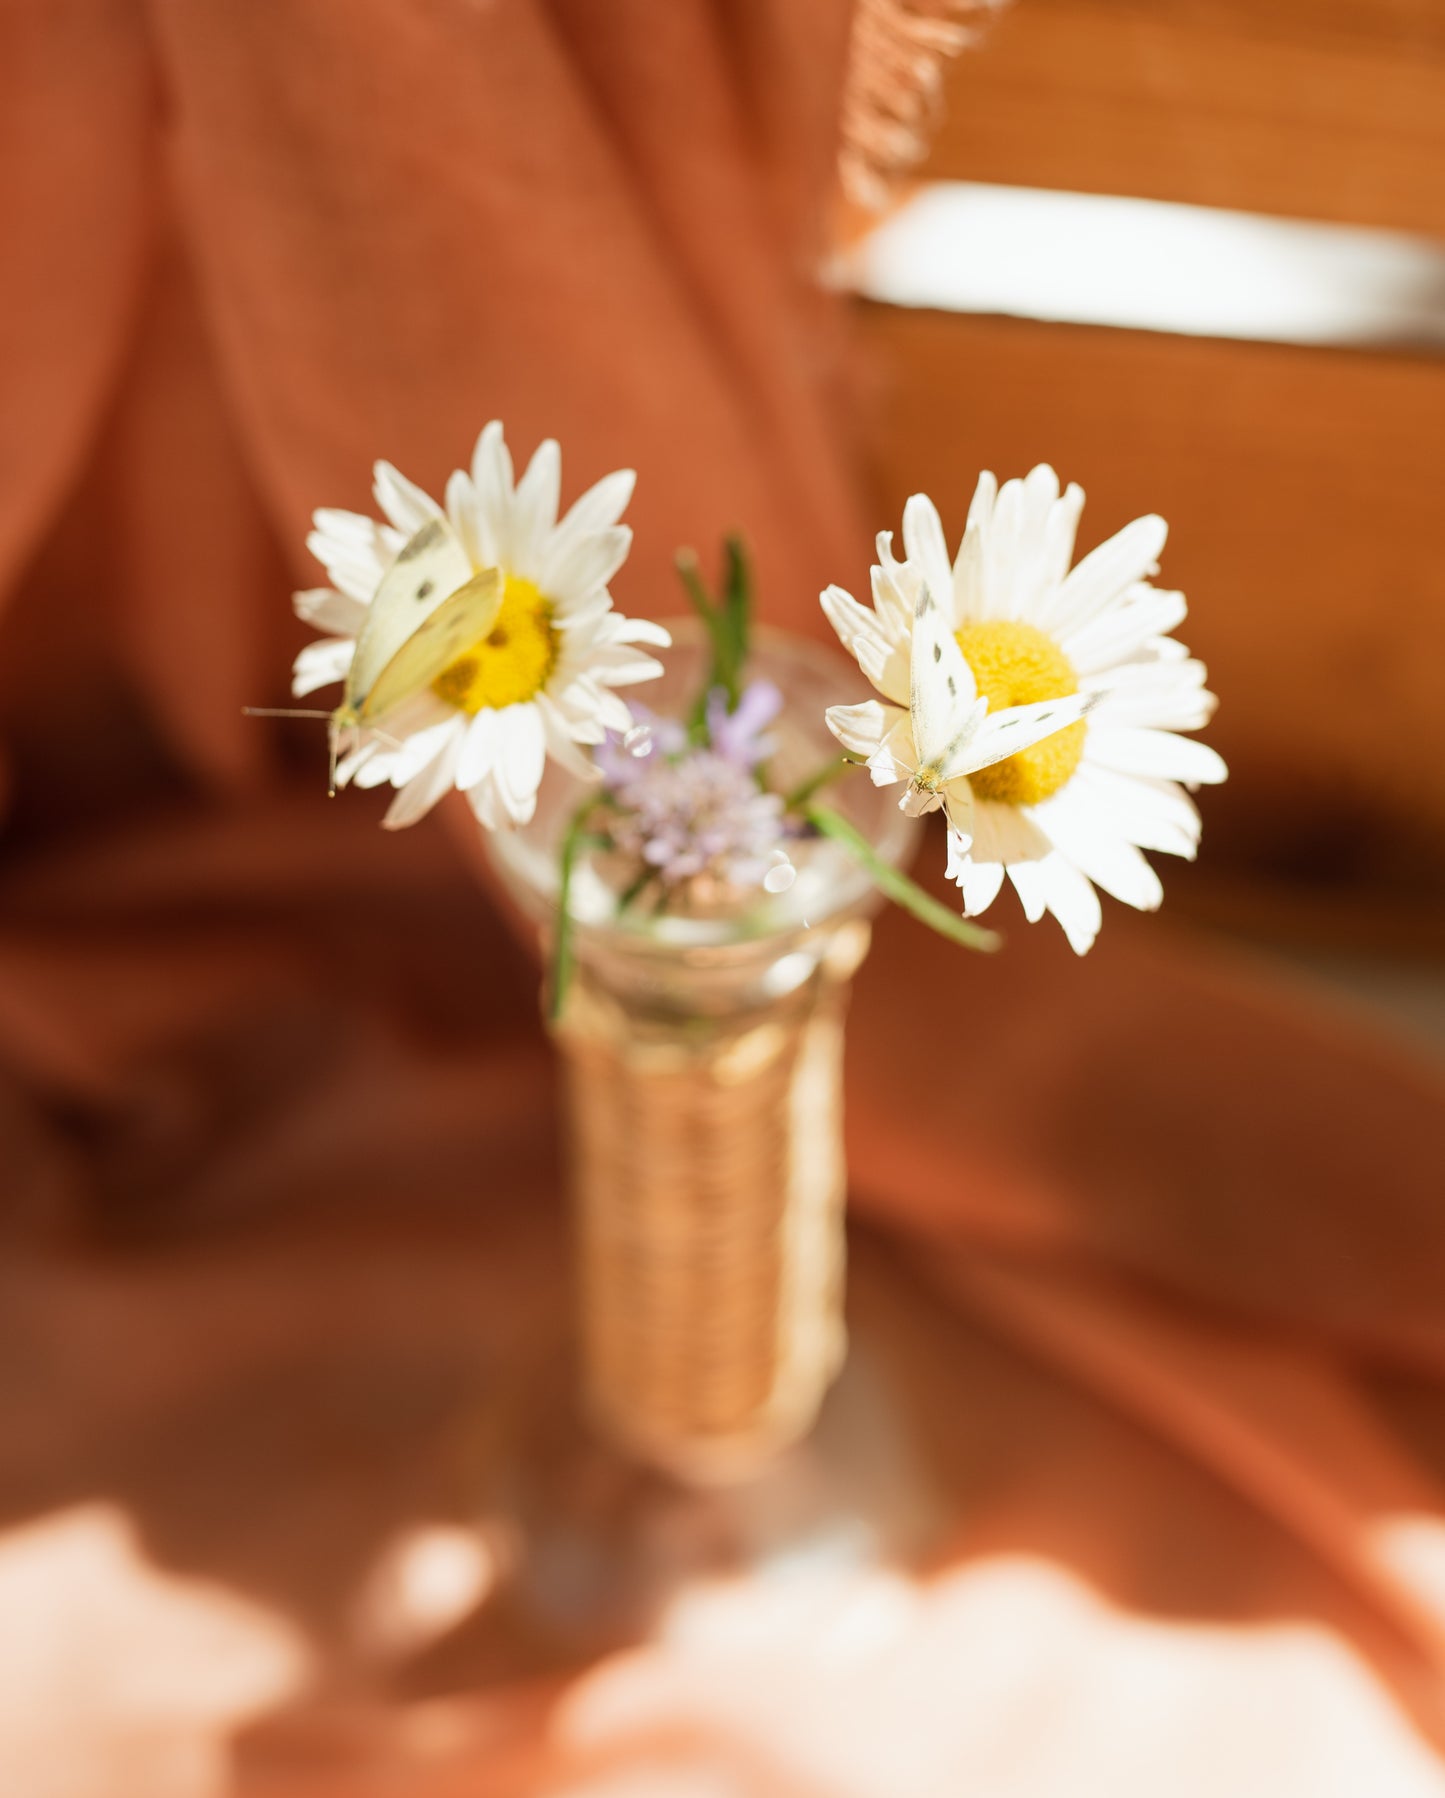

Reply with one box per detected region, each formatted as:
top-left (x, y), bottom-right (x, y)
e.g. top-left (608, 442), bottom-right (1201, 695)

top-left (488, 623), bottom-right (917, 1484)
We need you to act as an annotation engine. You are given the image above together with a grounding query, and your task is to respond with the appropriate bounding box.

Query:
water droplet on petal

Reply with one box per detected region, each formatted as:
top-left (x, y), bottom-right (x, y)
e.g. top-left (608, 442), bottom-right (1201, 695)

top-left (623, 724), bottom-right (653, 758)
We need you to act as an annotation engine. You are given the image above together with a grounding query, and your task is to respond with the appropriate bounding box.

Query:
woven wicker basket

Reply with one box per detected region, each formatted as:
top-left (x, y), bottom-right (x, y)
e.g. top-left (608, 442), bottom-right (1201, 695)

top-left (553, 917), bottom-right (872, 1483)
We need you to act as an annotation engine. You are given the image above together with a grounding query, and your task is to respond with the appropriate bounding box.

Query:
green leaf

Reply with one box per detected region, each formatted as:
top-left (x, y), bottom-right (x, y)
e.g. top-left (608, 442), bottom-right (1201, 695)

top-left (720, 534), bottom-right (752, 708)
top-left (803, 802), bottom-right (1000, 953)
top-left (675, 536), bottom-right (753, 734)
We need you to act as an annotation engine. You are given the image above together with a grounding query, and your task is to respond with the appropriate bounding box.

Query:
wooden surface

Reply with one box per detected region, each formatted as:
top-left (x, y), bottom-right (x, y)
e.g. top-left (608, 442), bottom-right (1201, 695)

top-left (929, 0), bottom-right (1445, 239)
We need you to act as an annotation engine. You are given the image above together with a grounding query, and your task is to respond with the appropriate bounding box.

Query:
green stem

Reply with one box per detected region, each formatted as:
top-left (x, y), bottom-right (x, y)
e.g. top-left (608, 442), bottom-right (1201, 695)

top-left (615, 864), bottom-right (657, 913)
top-left (675, 549), bottom-right (717, 635)
top-left (803, 802), bottom-right (1000, 953)
top-left (548, 800), bottom-right (612, 1025)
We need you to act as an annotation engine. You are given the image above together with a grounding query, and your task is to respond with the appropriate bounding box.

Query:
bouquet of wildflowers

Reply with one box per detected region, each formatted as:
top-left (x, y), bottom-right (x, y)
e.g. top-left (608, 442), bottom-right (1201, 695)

top-left (282, 424), bottom-right (1226, 995)
top-left (272, 420), bottom-right (1227, 1477)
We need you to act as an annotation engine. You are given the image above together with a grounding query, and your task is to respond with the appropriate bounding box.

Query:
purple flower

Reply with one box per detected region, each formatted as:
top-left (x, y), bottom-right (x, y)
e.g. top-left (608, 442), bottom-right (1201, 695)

top-left (706, 680), bottom-right (782, 769)
top-left (591, 683), bottom-right (794, 896)
top-left (606, 748), bottom-right (786, 891)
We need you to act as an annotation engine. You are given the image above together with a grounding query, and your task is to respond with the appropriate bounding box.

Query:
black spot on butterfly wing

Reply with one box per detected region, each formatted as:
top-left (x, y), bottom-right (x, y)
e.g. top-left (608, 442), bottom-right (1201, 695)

top-left (932, 642), bottom-right (942, 663)
top-left (416, 580), bottom-right (435, 601)
top-left (993, 698), bottom-right (1086, 738)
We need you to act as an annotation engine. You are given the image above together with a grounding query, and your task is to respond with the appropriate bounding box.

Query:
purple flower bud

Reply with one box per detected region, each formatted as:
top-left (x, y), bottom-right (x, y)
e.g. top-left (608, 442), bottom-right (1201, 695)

top-left (705, 679), bottom-right (783, 768)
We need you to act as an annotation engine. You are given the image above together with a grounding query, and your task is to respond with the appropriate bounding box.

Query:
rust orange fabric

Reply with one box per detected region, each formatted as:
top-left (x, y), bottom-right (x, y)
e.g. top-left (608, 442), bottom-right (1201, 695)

top-left (0, 4), bottom-right (1443, 1793)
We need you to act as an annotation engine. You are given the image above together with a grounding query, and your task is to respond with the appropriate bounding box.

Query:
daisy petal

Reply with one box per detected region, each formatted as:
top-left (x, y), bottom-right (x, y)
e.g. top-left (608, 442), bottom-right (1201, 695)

top-left (558, 468), bottom-right (635, 537)
top-left (353, 749), bottom-right (401, 789)
top-left (1042, 513), bottom-right (1167, 638)
top-left (509, 438), bottom-right (561, 581)
top-left (373, 461), bottom-right (444, 536)
top-left (536, 692), bottom-right (603, 782)
top-left (951, 853), bottom-right (1005, 917)
top-left (382, 732), bottom-right (459, 830)
top-left (1039, 482), bottom-right (1086, 594)
top-left (1086, 726), bottom-right (1228, 786)
top-left (902, 493), bottom-right (954, 606)
top-left (389, 715), bottom-right (464, 786)
top-left (471, 421), bottom-right (514, 567)
top-left (952, 515), bottom-right (985, 625)
top-left (544, 527), bottom-right (632, 611)
top-left (599, 615), bottom-right (671, 648)
top-left (306, 522), bottom-right (394, 603)
top-left (445, 469), bottom-right (487, 570)
top-left (969, 796), bottom-right (1052, 864)
top-left (1085, 655), bottom-right (1216, 731)
top-left (822, 584), bottom-right (909, 703)
top-left (310, 506), bottom-right (377, 547)
top-left (870, 712), bottom-right (919, 789)
top-left (292, 638), bottom-right (354, 697)
top-left (467, 775), bottom-right (503, 831)
top-left (1033, 787), bottom-right (1164, 911)
top-left (1068, 763), bottom-right (1201, 858)
top-left (293, 587), bottom-right (367, 635)
top-left (984, 476), bottom-right (1026, 619)
top-left (825, 699), bottom-right (900, 762)
top-left (457, 708), bottom-right (503, 789)
top-left (588, 646), bottom-right (667, 687)
top-left (1007, 860), bottom-right (1050, 922)
top-left (1010, 466), bottom-right (1065, 613)
top-left (495, 702), bottom-right (547, 824)
top-left (334, 741), bottom-right (382, 789)
top-left (1040, 856), bottom-right (1102, 954)
top-left (870, 556), bottom-right (915, 640)
top-left (1063, 587), bottom-right (1188, 675)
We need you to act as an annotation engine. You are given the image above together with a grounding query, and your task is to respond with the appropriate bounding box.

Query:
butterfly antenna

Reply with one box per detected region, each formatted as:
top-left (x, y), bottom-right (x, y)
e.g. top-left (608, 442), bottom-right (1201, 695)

top-left (327, 724), bottom-right (340, 799)
top-left (241, 706), bottom-right (332, 720)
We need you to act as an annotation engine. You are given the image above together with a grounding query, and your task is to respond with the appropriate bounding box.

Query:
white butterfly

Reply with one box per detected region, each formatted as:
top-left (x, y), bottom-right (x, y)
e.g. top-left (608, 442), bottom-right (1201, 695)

top-left (900, 580), bottom-right (1094, 843)
top-left (252, 517), bottom-right (504, 791)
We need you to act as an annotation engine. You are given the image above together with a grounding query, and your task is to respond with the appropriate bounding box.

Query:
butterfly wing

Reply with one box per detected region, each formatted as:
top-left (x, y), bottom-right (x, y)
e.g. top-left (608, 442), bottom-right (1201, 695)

top-left (909, 581), bottom-right (981, 784)
top-left (358, 568), bottom-right (505, 726)
top-left (942, 691), bottom-right (1096, 781)
top-left (343, 516), bottom-right (475, 716)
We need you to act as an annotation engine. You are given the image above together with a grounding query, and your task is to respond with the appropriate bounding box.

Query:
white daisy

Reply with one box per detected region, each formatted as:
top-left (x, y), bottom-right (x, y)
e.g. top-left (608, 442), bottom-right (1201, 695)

top-left (821, 467), bottom-right (1226, 953)
top-left (292, 422), bottom-right (670, 829)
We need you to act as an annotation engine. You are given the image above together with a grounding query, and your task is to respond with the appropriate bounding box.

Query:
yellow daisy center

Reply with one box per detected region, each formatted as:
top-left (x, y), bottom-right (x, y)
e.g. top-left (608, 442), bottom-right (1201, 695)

top-left (955, 619), bottom-right (1086, 806)
top-left (431, 574), bottom-right (558, 713)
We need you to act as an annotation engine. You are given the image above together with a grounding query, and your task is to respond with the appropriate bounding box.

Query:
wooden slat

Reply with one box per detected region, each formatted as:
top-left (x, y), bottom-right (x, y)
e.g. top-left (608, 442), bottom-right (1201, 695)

top-left (853, 303), bottom-right (1445, 896)
top-left (925, 0), bottom-right (1445, 240)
